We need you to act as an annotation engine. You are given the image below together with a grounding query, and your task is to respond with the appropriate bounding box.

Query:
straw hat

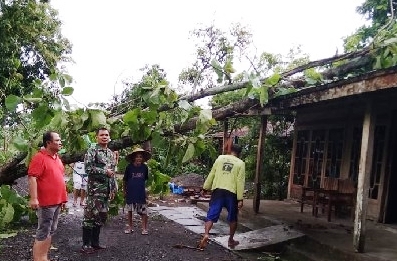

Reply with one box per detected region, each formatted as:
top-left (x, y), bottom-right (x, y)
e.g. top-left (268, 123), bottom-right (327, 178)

top-left (126, 147), bottom-right (152, 162)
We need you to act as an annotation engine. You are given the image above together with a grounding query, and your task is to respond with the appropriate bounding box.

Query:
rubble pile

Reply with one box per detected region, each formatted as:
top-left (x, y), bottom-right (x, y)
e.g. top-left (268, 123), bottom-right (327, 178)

top-left (170, 173), bottom-right (205, 187)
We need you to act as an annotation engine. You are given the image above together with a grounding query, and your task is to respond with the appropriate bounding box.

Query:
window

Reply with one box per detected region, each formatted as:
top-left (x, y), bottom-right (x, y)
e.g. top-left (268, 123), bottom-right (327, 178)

top-left (325, 129), bottom-right (344, 178)
top-left (349, 127), bottom-right (362, 182)
top-left (369, 125), bottom-right (386, 200)
top-left (293, 130), bottom-right (309, 185)
top-left (308, 130), bottom-right (325, 188)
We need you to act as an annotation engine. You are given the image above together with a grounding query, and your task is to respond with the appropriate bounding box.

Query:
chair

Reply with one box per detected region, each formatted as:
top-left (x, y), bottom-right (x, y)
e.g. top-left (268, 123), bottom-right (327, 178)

top-left (300, 186), bottom-right (316, 215)
top-left (316, 178), bottom-right (356, 222)
top-left (315, 177), bottom-right (339, 219)
top-left (334, 179), bottom-right (356, 219)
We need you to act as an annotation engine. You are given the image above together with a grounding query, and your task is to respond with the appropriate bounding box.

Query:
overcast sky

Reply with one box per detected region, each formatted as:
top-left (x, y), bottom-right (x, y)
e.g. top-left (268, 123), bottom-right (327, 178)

top-left (51, 0), bottom-right (366, 107)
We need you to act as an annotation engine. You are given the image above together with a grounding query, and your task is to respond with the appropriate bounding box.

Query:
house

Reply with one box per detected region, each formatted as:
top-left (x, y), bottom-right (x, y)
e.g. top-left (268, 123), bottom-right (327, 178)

top-left (210, 65), bottom-right (397, 252)
top-left (253, 66), bottom-right (397, 252)
top-left (210, 127), bottom-right (249, 153)
top-left (269, 67), bottom-right (397, 225)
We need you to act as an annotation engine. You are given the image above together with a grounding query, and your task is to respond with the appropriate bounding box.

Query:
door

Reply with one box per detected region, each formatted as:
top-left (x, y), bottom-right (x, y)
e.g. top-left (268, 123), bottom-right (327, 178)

top-left (384, 112), bottom-right (397, 223)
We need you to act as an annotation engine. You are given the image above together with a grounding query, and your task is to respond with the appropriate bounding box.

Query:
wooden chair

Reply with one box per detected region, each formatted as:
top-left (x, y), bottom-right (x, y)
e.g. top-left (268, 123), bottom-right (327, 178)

top-left (316, 178), bottom-right (356, 222)
top-left (334, 179), bottom-right (356, 219)
top-left (300, 177), bottom-right (339, 216)
top-left (322, 177), bottom-right (339, 191)
top-left (300, 186), bottom-right (316, 215)
top-left (315, 177), bottom-right (339, 219)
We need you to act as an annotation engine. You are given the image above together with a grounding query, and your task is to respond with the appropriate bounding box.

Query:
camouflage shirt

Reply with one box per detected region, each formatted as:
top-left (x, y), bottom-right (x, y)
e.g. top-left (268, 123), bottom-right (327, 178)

top-left (83, 144), bottom-right (116, 227)
top-left (85, 144), bottom-right (117, 196)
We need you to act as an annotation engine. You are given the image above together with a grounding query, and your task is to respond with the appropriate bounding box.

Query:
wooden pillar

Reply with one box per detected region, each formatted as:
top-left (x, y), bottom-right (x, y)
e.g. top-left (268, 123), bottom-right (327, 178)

top-left (223, 120), bottom-right (229, 154)
top-left (253, 116), bottom-right (268, 213)
top-left (353, 102), bottom-right (375, 253)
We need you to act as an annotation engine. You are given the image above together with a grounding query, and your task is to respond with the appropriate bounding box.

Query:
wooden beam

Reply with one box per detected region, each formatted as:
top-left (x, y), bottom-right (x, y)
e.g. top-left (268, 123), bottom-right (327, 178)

top-left (253, 116), bottom-right (268, 213)
top-left (353, 102), bottom-right (375, 253)
top-left (223, 120), bottom-right (228, 154)
top-left (278, 70), bottom-right (397, 109)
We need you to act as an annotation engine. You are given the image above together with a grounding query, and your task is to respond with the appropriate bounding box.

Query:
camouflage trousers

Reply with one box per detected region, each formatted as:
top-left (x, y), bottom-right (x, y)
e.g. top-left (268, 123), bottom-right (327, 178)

top-left (82, 195), bottom-right (109, 228)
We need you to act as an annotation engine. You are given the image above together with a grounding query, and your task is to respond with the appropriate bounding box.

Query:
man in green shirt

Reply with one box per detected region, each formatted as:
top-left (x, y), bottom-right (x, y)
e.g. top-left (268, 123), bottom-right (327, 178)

top-left (199, 144), bottom-right (245, 249)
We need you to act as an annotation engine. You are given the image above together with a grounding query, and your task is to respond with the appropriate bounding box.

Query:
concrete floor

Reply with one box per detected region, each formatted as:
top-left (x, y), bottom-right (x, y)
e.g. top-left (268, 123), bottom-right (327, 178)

top-left (197, 199), bottom-right (397, 261)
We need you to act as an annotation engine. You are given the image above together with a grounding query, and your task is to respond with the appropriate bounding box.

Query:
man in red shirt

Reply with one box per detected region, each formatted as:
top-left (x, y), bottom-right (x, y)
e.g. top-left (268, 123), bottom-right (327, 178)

top-left (28, 131), bottom-right (67, 261)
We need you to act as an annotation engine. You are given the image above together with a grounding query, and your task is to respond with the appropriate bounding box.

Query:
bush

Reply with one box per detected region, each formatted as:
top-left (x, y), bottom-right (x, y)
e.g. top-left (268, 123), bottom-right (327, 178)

top-left (0, 185), bottom-right (36, 235)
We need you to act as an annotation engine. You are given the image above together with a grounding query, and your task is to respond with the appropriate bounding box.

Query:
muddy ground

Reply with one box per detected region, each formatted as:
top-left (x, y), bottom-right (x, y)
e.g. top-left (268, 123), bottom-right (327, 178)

top-left (0, 197), bottom-right (249, 261)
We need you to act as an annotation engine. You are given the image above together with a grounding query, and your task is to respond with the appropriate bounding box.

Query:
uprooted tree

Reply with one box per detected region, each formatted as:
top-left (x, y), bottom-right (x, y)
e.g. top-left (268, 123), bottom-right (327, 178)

top-left (2, 0), bottom-right (397, 188)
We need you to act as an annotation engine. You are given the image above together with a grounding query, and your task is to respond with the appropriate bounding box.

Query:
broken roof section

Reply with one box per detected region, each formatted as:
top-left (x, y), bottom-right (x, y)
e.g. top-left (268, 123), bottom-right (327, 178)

top-left (270, 66), bottom-right (397, 112)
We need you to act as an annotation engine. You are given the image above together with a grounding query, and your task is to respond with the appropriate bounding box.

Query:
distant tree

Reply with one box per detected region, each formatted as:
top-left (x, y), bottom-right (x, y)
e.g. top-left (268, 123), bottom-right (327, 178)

top-left (0, 0), bottom-right (72, 124)
top-left (344, 0), bottom-right (397, 51)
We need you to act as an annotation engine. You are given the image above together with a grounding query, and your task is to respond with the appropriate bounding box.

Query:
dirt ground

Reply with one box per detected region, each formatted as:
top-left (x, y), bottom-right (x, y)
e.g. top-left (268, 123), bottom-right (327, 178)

top-left (0, 195), bottom-right (247, 261)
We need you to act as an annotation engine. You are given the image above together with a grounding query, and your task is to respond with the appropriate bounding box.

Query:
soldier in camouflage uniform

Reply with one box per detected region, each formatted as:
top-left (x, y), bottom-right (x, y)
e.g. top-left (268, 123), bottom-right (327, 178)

top-left (81, 127), bottom-right (117, 253)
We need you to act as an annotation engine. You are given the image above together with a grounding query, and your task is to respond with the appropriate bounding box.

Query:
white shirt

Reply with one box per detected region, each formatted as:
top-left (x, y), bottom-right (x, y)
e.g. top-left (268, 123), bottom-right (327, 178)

top-left (73, 161), bottom-right (86, 175)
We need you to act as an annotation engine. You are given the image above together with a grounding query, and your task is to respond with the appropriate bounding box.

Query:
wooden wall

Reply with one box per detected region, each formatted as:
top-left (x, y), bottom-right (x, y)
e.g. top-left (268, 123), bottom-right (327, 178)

top-left (287, 90), bottom-right (397, 221)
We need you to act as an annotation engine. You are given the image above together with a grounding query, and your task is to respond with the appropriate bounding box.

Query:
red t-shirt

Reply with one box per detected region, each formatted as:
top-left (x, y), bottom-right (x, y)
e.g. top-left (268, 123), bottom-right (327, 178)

top-left (28, 149), bottom-right (67, 207)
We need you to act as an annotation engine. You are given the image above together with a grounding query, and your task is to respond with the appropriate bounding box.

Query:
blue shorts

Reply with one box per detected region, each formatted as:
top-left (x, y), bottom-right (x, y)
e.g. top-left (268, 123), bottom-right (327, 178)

top-left (206, 189), bottom-right (238, 223)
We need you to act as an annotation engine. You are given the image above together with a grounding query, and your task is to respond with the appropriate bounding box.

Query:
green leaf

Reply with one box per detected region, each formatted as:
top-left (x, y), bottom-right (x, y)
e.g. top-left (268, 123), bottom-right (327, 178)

top-left (59, 76), bottom-right (65, 87)
top-left (49, 73), bottom-right (57, 81)
top-left (0, 202), bottom-right (14, 226)
top-left (182, 143), bottom-right (195, 163)
top-left (61, 87), bottom-right (74, 96)
top-left (32, 105), bottom-right (53, 128)
top-left (12, 136), bottom-right (29, 152)
top-left (5, 95), bottom-right (22, 111)
top-left (141, 125), bottom-right (152, 140)
top-left (259, 86), bottom-right (269, 106)
top-left (123, 108), bottom-right (140, 124)
top-left (178, 100), bottom-right (192, 111)
top-left (198, 109), bottom-right (212, 122)
top-left (195, 139), bottom-right (206, 155)
top-left (23, 97), bottom-right (42, 103)
top-left (306, 77), bottom-right (317, 85)
top-left (224, 58), bottom-right (236, 74)
top-left (249, 75), bottom-right (261, 89)
top-left (141, 110), bottom-right (158, 125)
top-left (53, 100), bottom-right (62, 110)
top-left (89, 110), bottom-right (107, 129)
top-left (244, 82), bottom-right (253, 97)
top-left (32, 88), bottom-right (44, 98)
top-left (265, 73), bottom-right (281, 86)
top-left (374, 56), bottom-right (382, 69)
top-left (0, 232), bottom-right (18, 239)
top-left (211, 59), bottom-right (224, 82)
top-left (275, 87), bottom-right (297, 97)
top-left (62, 97), bottom-right (70, 110)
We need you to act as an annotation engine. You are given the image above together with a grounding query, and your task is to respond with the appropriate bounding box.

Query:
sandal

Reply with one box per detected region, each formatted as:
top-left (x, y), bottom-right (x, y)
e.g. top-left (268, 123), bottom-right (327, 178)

top-left (228, 239), bottom-right (240, 248)
top-left (141, 230), bottom-right (148, 235)
top-left (124, 225), bottom-right (133, 234)
top-left (80, 245), bottom-right (95, 254)
top-left (197, 234), bottom-right (209, 249)
top-left (124, 229), bottom-right (133, 234)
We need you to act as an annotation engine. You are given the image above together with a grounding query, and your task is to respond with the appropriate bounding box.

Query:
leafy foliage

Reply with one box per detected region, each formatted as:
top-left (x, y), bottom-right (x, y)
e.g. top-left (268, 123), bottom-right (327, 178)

top-left (0, 185), bottom-right (35, 236)
top-left (179, 23), bottom-right (252, 92)
top-left (344, 0), bottom-right (397, 51)
top-left (0, 0), bottom-right (72, 125)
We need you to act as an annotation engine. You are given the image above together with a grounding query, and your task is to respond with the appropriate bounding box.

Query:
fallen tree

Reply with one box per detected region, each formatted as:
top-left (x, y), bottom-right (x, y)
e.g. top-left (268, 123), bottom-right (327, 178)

top-left (0, 48), bottom-right (377, 185)
top-left (0, 98), bottom-right (260, 185)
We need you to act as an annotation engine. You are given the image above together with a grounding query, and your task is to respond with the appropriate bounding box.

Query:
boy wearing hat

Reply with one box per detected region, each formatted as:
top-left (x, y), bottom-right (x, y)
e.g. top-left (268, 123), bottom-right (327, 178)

top-left (123, 147), bottom-right (151, 235)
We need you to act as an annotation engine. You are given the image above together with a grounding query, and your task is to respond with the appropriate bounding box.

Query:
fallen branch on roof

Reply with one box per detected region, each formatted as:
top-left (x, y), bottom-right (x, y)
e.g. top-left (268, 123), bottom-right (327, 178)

top-left (177, 47), bottom-right (372, 103)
